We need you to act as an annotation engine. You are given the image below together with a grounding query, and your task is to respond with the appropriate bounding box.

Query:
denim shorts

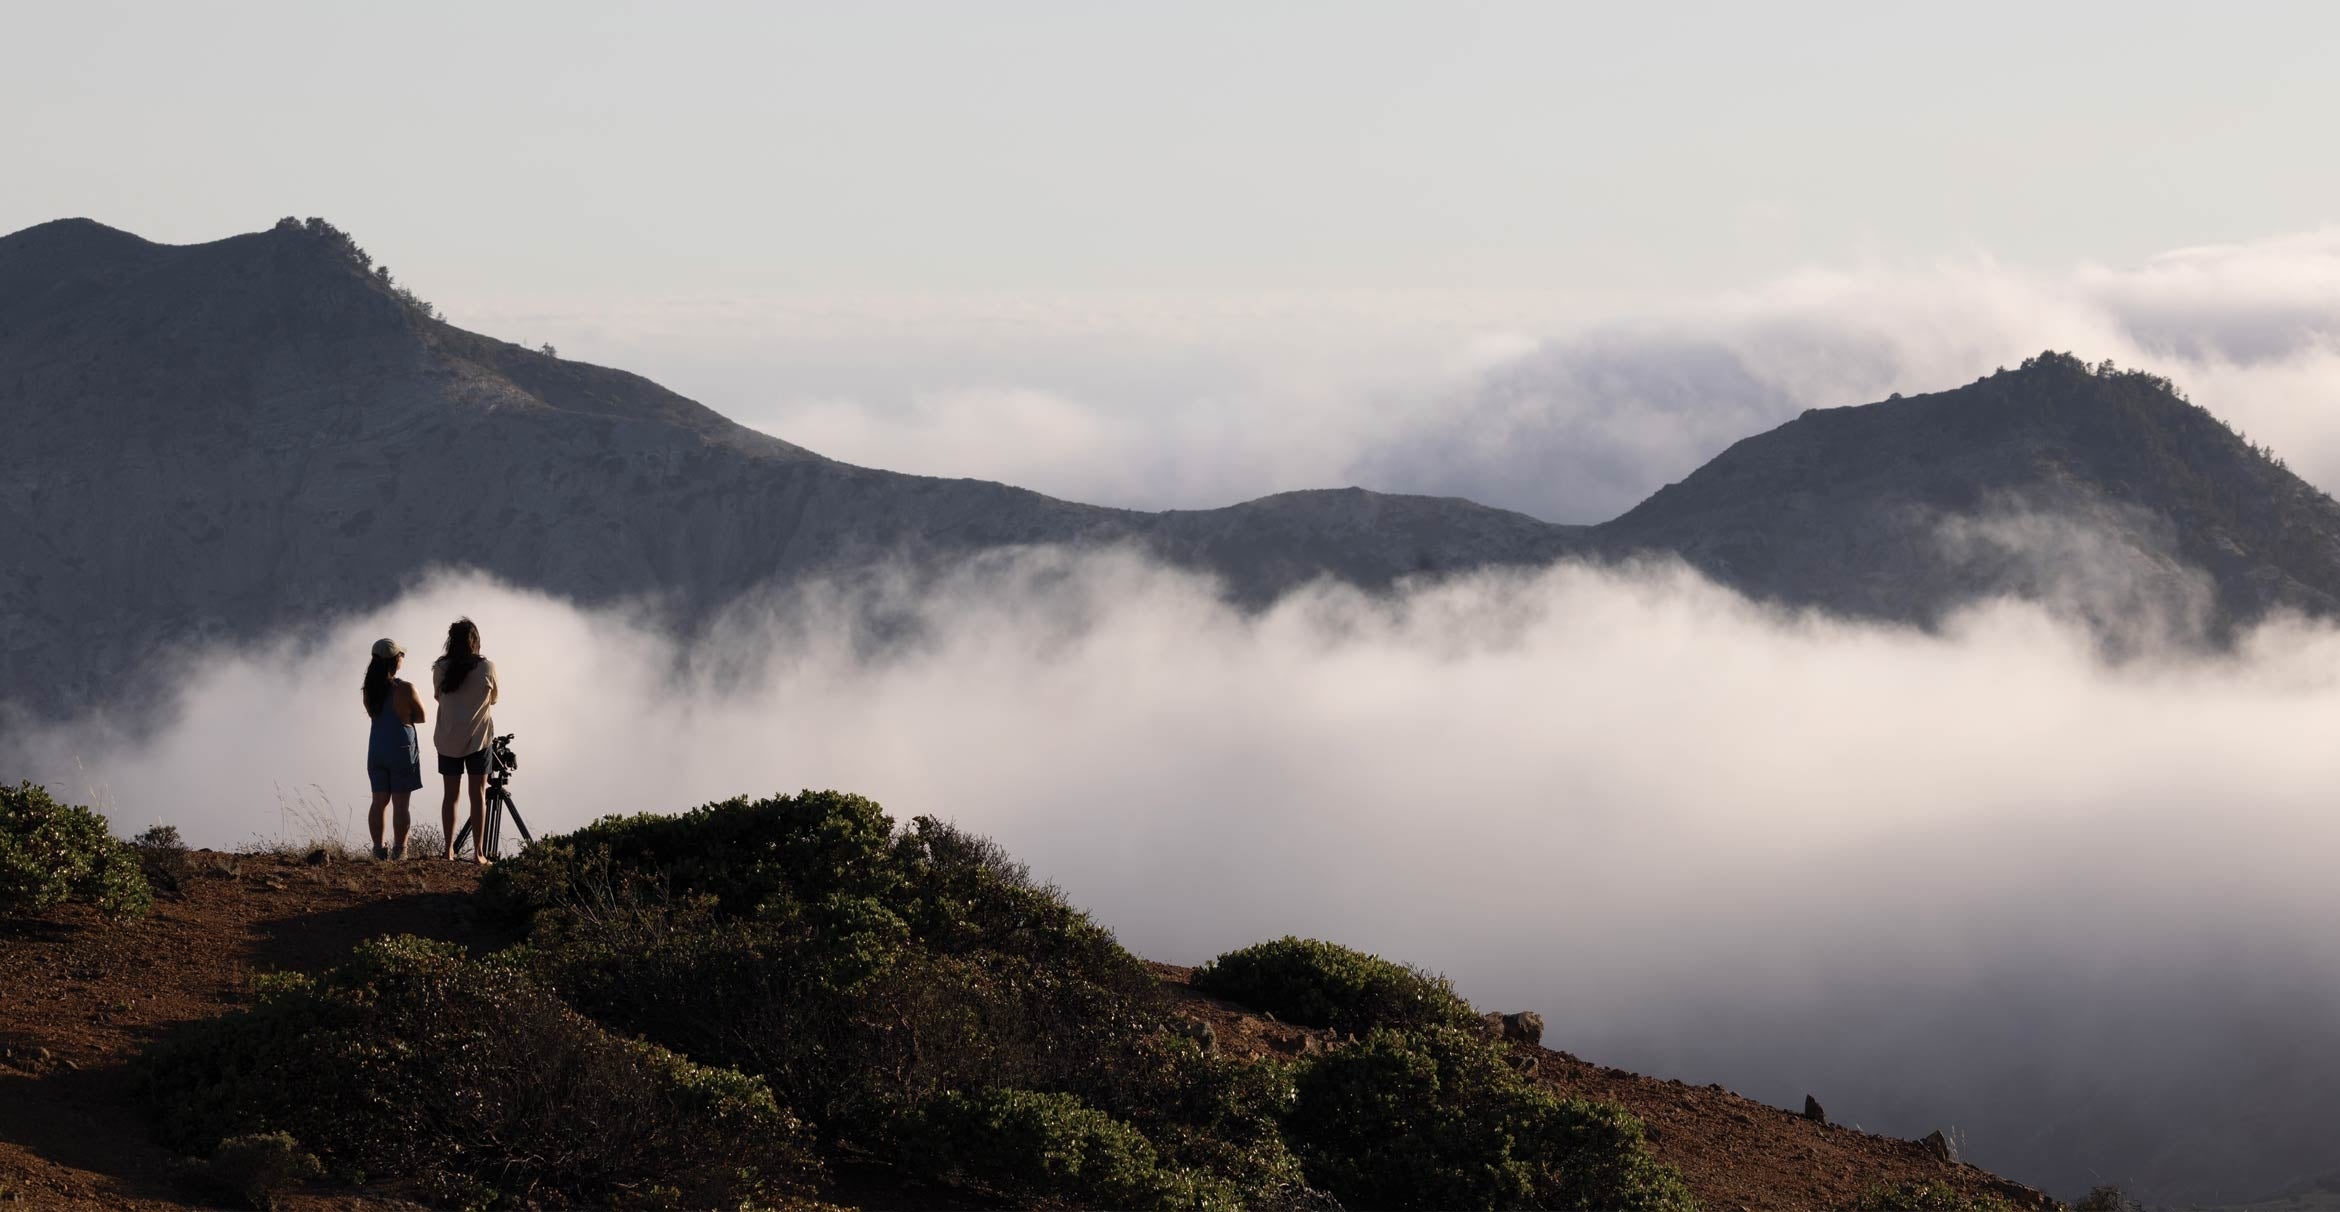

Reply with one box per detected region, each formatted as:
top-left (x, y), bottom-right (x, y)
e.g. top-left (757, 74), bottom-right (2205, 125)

top-left (369, 758), bottom-right (423, 794)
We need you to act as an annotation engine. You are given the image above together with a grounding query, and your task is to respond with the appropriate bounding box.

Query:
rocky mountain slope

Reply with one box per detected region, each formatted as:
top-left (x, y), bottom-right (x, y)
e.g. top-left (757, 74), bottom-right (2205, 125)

top-left (1599, 354), bottom-right (2340, 634)
top-left (0, 218), bottom-right (1582, 717)
top-left (8, 217), bottom-right (2340, 717)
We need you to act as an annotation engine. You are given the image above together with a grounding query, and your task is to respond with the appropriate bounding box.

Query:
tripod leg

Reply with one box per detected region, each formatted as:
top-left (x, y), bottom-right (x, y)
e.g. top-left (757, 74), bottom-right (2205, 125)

top-left (504, 792), bottom-right (532, 843)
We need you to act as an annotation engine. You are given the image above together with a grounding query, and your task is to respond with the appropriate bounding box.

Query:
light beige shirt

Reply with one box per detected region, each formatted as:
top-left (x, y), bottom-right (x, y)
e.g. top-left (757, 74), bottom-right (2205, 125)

top-left (431, 657), bottom-right (499, 757)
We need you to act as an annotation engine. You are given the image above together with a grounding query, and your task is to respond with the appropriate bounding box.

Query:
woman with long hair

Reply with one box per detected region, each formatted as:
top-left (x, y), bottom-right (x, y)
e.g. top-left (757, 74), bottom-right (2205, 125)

top-left (431, 617), bottom-right (499, 864)
top-left (361, 638), bottom-right (427, 860)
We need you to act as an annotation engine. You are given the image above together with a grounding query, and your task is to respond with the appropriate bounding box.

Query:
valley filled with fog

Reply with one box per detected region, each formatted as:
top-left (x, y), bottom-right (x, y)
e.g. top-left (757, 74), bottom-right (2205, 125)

top-left (11, 536), bottom-right (2339, 1201)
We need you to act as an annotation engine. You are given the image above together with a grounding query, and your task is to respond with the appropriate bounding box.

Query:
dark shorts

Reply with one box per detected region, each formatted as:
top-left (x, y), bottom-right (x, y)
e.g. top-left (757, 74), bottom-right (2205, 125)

top-left (368, 759), bottom-right (423, 795)
top-left (438, 748), bottom-right (489, 778)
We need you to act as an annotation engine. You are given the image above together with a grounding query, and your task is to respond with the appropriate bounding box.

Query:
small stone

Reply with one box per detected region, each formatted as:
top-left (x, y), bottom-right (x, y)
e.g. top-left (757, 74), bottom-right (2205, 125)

top-left (1169, 1017), bottom-right (1216, 1052)
top-left (1499, 1011), bottom-right (1545, 1047)
top-left (303, 848), bottom-right (330, 866)
top-left (1803, 1094), bottom-right (1827, 1124)
top-left (1919, 1129), bottom-right (1955, 1161)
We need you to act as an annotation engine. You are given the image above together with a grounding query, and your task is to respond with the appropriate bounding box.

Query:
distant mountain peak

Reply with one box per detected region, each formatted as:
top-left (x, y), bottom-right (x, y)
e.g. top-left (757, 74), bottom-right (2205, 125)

top-left (10, 218), bottom-right (2340, 717)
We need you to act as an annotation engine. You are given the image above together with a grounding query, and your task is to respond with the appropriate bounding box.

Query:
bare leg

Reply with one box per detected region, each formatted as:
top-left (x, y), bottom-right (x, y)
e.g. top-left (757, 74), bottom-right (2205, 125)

top-left (440, 772), bottom-right (462, 859)
top-left (367, 790), bottom-right (390, 856)
top-left (466, 768), bottom-right (490, 865)
top-left (389, 790), bottom-right (412, 857)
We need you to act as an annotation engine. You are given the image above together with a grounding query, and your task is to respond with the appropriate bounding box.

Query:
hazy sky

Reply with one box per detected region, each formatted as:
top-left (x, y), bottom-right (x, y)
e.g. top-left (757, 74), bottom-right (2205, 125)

top-left (7, 1), bottom-right (2339, 297)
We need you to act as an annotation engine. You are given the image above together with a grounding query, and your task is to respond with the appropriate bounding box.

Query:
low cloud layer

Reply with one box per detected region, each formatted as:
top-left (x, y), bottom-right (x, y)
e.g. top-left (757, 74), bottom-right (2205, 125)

top-left (10, 548), bottom-right (2340, 1201)
top-left (462, 229), bottom-right (2340, 522)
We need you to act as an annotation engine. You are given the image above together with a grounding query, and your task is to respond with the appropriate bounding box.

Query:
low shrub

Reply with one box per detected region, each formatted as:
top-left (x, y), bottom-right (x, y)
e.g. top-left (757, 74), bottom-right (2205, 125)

top-left (2073, 1186), bottom-right (2143, 1212)
top-left (1192, 937), bottom-right (1475, 1034)
top-left (133, 824), bottom-right (190, 895)
top-left (1285, 1025), bottom-right (1693, 1211)
top-left (480, 790), bottom-right (906, 925)
top-left (1080, 1035), bottom-right (1322, 1209)
top-left (496, 795), bottom-right (1337, 1202)
top-left (903, 1088), bottom-right (1230, 1210)
top-left (1855, 1181), bottom-right (2022, 1211)
top-left (201, 1131), bottom-right (322, 1211)
top-left (0, 782), bottom-right (151, 919)
top-left (139, 935), bottom-right (816, 1208)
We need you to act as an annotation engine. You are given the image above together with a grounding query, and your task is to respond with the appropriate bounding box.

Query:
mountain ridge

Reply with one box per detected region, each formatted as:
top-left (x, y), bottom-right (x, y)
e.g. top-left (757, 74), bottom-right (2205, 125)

top-left (8, 217), bottom-right (2340, 718)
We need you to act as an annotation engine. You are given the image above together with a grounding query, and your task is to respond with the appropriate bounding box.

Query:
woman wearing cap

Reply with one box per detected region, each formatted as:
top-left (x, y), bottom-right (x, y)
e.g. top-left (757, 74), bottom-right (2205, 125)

top-left (432, 617), bottom-right (499, 864)
top-left (361, 638), bottom-right (427, 860)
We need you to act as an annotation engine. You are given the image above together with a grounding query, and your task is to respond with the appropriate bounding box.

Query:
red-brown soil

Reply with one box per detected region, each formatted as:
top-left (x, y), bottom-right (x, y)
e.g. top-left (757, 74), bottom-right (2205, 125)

top-left (0, 853), bottom-right (2054, 1210)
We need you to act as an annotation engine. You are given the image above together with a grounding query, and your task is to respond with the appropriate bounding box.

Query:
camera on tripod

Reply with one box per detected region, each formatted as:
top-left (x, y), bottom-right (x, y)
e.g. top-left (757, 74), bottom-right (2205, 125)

top-left (452, 732), bottom-right (532, 859)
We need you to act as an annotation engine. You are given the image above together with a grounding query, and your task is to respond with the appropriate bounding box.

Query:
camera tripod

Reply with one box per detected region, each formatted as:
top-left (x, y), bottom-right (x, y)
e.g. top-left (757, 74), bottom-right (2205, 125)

top-left (450, 732), bottom-right (532, 860)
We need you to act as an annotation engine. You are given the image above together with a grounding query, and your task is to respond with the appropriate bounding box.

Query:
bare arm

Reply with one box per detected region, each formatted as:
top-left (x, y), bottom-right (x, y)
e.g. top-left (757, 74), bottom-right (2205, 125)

top-left (398, 680), bottom-right (428, 725)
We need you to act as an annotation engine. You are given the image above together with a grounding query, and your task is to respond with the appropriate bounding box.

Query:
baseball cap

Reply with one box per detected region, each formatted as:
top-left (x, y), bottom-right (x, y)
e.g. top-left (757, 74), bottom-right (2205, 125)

top-left (371, 638), bottom-right (405, 660)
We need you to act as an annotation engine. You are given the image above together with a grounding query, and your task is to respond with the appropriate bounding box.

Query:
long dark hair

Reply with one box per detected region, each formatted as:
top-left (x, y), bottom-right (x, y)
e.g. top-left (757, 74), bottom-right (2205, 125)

top-left (437, 617), bottom-right (483, 694)
top-left (363, 655), bottom-right (396, 717)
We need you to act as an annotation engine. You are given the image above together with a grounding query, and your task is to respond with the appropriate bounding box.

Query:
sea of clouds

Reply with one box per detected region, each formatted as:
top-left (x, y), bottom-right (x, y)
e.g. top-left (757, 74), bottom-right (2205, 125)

top-left (458, 228), bottom-right (2340, 524)
top-left (14, 231), bottom-right (2340, 1201)
top-left (11, 545), bottom-right (2340, 1202)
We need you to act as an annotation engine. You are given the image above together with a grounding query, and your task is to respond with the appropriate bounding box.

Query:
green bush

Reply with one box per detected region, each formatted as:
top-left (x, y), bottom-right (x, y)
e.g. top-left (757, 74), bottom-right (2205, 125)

top-left (202, 1131), bottom-right (322, 1210)
top-left (1192, 936), bottom-right (1475, 1034)
top-left (0, 782), bottom-right (151, 919)
top-left (1080, 1035), bottom-right (1322, 1209)
top-left (1854, 1181), bottom-right (2021, 1211)
top-left (495, 795), bottom-right (1332, 1203)
top-left (133, 824), bottom-right (190, 895)
top-left (480, 790), bottom-right (907, 925)
top-left (903, 1088), bottom-right (1231, 1210)
top-left (139, 936), bottom-right (816, 1209)
top-left (502, 797), bottom-right (1163, 1120)
top-left (1285, 1025), bottom-right (1693, 1211)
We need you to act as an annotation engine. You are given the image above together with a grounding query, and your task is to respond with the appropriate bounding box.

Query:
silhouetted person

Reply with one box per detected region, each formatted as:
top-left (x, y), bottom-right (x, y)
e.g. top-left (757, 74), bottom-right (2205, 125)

top-left (361, 637), bottom-right (426, 860)
top-left (431, 617), bottom-right (499, 864)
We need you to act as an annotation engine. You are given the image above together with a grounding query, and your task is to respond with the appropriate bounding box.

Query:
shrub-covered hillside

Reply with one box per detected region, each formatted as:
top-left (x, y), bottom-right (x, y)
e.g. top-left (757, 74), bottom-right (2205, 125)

top-left (126, 789), bottom-right (1691, 1209)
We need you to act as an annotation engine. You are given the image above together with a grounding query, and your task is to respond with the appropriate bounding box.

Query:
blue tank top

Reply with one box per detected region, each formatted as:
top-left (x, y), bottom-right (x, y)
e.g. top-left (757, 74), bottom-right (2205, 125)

top-left (368, 692), bottom-right (419, 768)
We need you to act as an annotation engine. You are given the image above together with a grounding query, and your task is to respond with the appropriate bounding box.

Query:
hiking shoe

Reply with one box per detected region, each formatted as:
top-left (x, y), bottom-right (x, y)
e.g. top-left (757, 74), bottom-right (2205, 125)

top-left (372, 844), bottom-right (390, 861)
top-left (389, 842), bottom-right (406, 861)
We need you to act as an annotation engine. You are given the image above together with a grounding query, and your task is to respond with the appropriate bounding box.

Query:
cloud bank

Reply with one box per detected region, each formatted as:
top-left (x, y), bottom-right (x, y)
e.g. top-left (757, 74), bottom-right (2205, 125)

top-left (461, 229), bottom-right (2340, 523)
top-left (10, 547), bottom-right (2339, 1202)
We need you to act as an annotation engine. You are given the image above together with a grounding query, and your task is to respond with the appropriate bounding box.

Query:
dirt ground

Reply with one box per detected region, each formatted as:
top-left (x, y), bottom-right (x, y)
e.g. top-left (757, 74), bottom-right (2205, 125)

top-left (1, 851), bottom-right (2052, 1210)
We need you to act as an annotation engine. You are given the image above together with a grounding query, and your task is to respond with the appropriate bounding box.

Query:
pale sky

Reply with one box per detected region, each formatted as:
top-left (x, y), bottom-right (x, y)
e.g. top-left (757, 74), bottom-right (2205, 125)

top-left (7, 1), bottom-right (2338, 297)
top-left (11, 1), bottom-right (2340, 523)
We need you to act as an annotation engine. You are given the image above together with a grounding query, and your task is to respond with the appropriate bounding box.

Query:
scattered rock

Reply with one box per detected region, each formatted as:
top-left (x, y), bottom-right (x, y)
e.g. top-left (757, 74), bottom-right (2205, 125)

top-left (1803, 1094), bottom-right (1827, 1124)
top-left (303, 848), bottom-right (331, 866)
top-left (1169, 1016), bottom-right (1216, 1052)
top-left (1919, 1129), bottom-right (1956, 1162)
top-left (1498, 1011), bottom-right (1544, 1046)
